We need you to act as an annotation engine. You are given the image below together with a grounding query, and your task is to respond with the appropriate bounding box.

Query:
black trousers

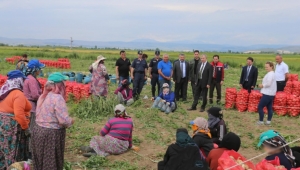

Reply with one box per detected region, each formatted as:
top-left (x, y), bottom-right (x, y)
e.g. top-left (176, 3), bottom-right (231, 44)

top-left (192, 79), bottom-right (208, 109)
top-left (175, 77), bottom-right (188, 100)
top-left (209, 79), bottom-right (221, 103)
top-left (243, 81), bottom-right (252, 93)
top-left (276, 81), bottom-right (286, 92)
top-left (133, 73), bottom-right (145, 96)
top-left (151, 73), bottom-right (160, 97)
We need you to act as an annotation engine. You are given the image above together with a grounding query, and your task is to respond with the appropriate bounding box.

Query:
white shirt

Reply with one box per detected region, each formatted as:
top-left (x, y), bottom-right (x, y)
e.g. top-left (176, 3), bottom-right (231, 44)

top-left (180, 61), bottom-right (186, 78)
top-left (199, 61), bottom-right (207, 79)
top-left (261, 71), bottom-right (277, 96)
top-left (275, 61), bottom-right (289, 81)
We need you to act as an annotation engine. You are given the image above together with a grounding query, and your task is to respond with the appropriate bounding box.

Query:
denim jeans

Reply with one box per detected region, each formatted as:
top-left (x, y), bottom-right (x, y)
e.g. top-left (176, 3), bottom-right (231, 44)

top-left (152, 97), bottom-right (175, 114)
top-left (258, 94), bottom-right (275, 121)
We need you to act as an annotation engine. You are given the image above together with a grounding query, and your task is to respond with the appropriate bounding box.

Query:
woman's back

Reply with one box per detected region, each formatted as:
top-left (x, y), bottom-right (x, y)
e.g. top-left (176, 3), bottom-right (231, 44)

top-left (101, 117), bottom-right (133, 141)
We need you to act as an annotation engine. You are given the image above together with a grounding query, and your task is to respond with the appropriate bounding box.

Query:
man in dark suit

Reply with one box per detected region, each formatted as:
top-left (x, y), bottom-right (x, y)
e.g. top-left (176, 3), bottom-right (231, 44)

top-left (239, 57), bottom-right (258, 93)
top-left (188, 54), bottom-right (213, 112)
top-left (173, 54), bottom-right (189, 101)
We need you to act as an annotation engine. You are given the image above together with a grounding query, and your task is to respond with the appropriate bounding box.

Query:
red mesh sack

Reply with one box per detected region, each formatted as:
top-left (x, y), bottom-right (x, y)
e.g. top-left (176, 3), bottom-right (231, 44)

top-left (256, 157), bottom-right (287, 170)
top-left (286, 94), bottom-right (300, 117)
top-left (65, 81), bottom-right (74, 101)
top-left (292, 81), bottom-right (300, 97)
top-left (235, 89), bottom-right (249, 112)
top-left (80, 84), bottom-right (90, 99)
top-left (289, 74), bottom-right (299, 82)
top-left (225, 88), bottom-right (237, 109)
top-left (273, 92), bottom-right (287, 116)
top-left (72, 84), bottom-right (82, 101)
top-left (0, 75), bottom-right (7, 88)
top-left (217, 150), bottom-right (255, 170)
top-left (284, 81), bottom-right (293, 94)
top-left (248, 90), bottom-right (262, 112)
top-left (37, 78), bottom-right (47, 93)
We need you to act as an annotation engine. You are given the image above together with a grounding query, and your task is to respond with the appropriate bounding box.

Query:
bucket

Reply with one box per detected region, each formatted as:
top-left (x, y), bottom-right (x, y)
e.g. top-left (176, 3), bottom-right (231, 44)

top-left (69, 72), bottom-right (76, 77)
top-left (76, 73), bottom-right (83, 83)
top-left (88, 73), bottom-right (92, 77)
top-left (69, 77), bottom-right (75, 82)
top-left (83, 76), bottom-right (91, 84)
top-left (110, 78), bottom-right (117, 84)
top-left (62, 72), bottom-right (68, 76)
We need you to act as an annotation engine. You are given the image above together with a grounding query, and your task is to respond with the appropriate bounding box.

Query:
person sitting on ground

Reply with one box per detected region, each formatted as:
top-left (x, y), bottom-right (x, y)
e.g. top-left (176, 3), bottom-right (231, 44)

top-left (257, 130), bottom-right (296, 169)
top-left (206, 132), bottom-right (241, 170)
top-left (158, 128), bottom-right (209, 170)
top-left (80, 104), bottom-right (139, 157)
top-left (190, 117), bottom-right (214, 159)
top-left (151, 83), bottom-right (176, 114)
top-left (207, 107), bottom-right (227, 145)
top-left (114, 79), bottom-right (134, 106)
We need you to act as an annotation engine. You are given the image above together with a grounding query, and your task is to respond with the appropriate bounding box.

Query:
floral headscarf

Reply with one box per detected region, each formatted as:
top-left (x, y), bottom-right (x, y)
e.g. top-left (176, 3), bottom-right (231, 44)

top-left (0, 77), bottom-right (24, 101)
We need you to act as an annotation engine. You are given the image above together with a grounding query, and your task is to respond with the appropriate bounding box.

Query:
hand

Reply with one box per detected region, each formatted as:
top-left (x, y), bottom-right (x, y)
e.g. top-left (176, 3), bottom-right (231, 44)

top-left (116, 76), bottom-right (119, 80)
top-left (24, 129), bottom-right (31, 137)
top-left (144, 76), bottom-right (147, 80)
top-left (162, 100), bottom-right (166, 103)
top-left (151, 97), bottom-right (154, 101)
top-left (166, 102), bottom-right (170, 106)
top-left (251, 86), bottom-right (254, 89)
top-left (206, 85), bottom-right (210, 88)
top-left (258, 84), bottom-right (263, 88)
top-left (131, 76), bottom-right (134, 80)
top-left (165, 77), bottom-right (171, 80)
top-left (239, 84), bottom-right (243, 88)
top-left (131, 146), bottom-right (140, 152)
top-left (220, 81), bottom-right (224, 85)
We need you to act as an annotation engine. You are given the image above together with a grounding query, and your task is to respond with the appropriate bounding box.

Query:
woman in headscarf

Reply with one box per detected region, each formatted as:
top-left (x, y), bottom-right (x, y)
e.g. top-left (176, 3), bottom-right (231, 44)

top-left (190, 117), bottom-right (214, 158)
top-left (31, 72), bottom-right (74, 170)
top-left (158, 128), bottom-right (208, 170)
top-left (257, 130), bottom-right (296, 169)
top-left (206, 132), bottom-right (241, 170)
top-left (81, 104), bottom-right (138, 157)
top-left (114, 79), bottom-right (134, 106)
top-left (151, 83), bottom-right (176, 114)
top-left (207, 107), bottom-right (227, 145)
top-left (89, 55), bottom-right (109, 97)
top-left (0, 70), bottom-right (31, 169)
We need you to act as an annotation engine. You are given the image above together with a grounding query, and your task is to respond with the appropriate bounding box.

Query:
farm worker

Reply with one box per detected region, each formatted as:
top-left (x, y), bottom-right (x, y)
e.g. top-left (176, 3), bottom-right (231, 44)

top-left (157, 128), bottom-right (209, 170)
top-left (257, 61), bottom-right (277, 126)
top-left (173, 53), bottom-right (189, 101)
top-left (114, 79), bottom-right (134, 106)
top-left (157, 53), bottom-right (173, 94)
top-left (16, 54), bottom-right (29, 74)
top-left (275, 54), bottom-right (289, 91)
top-left (257, 130), bottom-right (296, 169)
top-left (207, 107), bottom-right (227, 145)
top-left (148, 50), bottom-right (162, 98)
top-left (190, 117), bottom-right (214, 159)
top-left (31, 72), bottom-right (75, 170)
top-left (131, 50), bottom-right (148, 99)
top-left (206, 132), bottom-right (241, 170)
top-left (188, 54), bottom-right (213, 112)
top-left (0, 70), bottom-right (31, 169)
top-left (115, 50), bottom-right (131, 86)
top-left (151, 83), bottom-right (177, 114)
top-left (189, 50), bottom-right (201, 98)
top-left (80, 104), bottom-right (139, 157)
top-left (209, 55), bottom-right (224, 105)
top-left (239, 57), bottom-right (258, 93)
top-left (89, 55), bottom-right (109, 97)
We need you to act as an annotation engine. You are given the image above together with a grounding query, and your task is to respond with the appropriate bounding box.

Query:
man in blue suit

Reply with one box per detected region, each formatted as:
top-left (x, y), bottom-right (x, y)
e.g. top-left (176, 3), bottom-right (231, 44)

top-left (239, 57), bottom-right (258, 93)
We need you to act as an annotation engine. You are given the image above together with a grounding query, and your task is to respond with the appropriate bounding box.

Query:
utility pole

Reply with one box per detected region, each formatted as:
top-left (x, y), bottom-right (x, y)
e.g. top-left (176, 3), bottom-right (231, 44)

top-left (70, 37), bottom-right (73, 50)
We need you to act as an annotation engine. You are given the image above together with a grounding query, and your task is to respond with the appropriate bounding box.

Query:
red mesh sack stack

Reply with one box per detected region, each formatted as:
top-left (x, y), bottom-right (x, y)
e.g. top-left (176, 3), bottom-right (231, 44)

top-left (289, 74), bottom-right (299, 81)
top-left (80, 84), bottom-right (90, 99)
top-left (65, 81), bottom-right (74, 101)
top-left (225, 88), bottom-right (237, 109)
top-left (273, 92), bottom-right (287, 116)
top-left (248, 90), bottom-right (262, 112)
top-left (286, 94), bottom-right (300, 117)
top-left (235, 89), bottom-right (249, 112)
top-left (283, 81), bottom-right (293, 94)
top-left (292, 81), bottom-right (300, 97)
top-left (72, 84), bottom-right (81, 101)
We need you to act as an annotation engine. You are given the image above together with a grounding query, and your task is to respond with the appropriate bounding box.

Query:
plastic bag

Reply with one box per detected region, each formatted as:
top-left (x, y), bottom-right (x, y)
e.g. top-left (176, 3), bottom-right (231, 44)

top-left (256, 157), bottom-right (287, 170)
top-left (217, 150), bottom-right (255, 170)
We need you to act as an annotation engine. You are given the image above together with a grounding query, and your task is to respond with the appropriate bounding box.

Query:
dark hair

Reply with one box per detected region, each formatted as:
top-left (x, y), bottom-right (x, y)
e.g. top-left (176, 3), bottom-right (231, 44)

top-left (23, 54), bottom-right (27, 58)
top-left (266, 61), bottom-right (274, 69)
top-left (247, 57), bottom-right (254, 62)
top-left (142, 54), bottom-right (148, 59)
top-left (120, 50), bottom-right (125, 55)
top-left (194, 50), bottom-right (200, 54)
top-left (176, 128), bottom-right (188, 134)
top-left (213, 55), bottom-right (219, 59)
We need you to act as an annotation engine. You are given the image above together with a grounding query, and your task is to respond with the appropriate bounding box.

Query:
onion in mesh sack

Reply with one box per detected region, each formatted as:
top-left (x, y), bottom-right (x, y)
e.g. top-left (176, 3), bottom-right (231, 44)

top-left (286, 94), bottom-right (300, 117)
top-left (248, 90), bottom-right (262, 112)
top-left (225, 88), bottom-right (237, 109)
top-left (235, 89), bottom-right (249, 112)
top-left (273, 92), bottom-right (287, 116)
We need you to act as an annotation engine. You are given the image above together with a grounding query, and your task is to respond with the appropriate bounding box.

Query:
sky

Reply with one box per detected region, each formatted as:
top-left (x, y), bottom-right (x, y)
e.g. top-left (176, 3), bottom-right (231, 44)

top-left (0, 0), bottom-right (300, 46)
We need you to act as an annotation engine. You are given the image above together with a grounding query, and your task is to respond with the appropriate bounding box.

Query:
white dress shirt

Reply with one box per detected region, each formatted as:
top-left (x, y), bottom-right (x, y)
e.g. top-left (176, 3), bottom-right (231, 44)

top-left (261, 71), bottom-right (277, 96)
top-left (275, 61), bottom-right (289, 81)
top-left (180, 61), bottom-right (186, 78)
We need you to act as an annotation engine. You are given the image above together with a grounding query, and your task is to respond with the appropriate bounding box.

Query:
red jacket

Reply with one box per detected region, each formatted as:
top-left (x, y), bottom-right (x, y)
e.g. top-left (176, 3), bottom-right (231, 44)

top-left (210, 61), bottom-right (224, 82)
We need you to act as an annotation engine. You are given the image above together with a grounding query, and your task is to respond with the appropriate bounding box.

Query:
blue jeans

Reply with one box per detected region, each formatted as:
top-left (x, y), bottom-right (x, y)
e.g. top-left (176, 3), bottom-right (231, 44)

top-left (119, 76), bottom-right (130, 86)
top-left (159, 79), bottom-right (172, 94)
top-left (258, 94), bottom-right (275, 121)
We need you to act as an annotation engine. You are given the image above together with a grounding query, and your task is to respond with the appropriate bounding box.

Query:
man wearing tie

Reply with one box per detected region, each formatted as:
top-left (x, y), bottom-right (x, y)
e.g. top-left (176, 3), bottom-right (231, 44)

top-left (239, 57), bottom-right (258, 93)
top-left (188, 54), bottom-right (213, 112)
top-left (173, 54), bottom-right (189, 101)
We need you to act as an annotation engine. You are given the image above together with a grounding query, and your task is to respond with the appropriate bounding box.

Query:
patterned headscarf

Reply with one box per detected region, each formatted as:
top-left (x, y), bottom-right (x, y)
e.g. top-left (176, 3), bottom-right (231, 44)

top-left (191, 117), bottom-right (212, 138)
top-left (0, 77), bottom-right (24, 101)
top-left (25, 67), bottom-right (40, 77)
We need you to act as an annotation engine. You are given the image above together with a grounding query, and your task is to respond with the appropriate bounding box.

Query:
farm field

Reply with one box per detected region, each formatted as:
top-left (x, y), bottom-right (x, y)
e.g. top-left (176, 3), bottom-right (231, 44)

top-left (1, 46), bottom-right (300, 170)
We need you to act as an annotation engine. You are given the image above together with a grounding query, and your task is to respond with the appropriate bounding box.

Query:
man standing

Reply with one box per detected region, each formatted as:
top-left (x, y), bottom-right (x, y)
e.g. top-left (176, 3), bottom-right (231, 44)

top-left (158, 54), bottom-right (173, 93)
top-left (209, 55), bottom-right (224, 104)
top-left (173, 54), bottom-right (189, 101)
top-left (115, 50), bottom-right (131, 86)
top-left (189, 50), bottom-right (200, 97)
top-left (275, 54), bottom-right (289, 91)
top-left (149, 50), bottom-right (162, 97)
top-left (131, 50), bottom-right (148, 99)
top-left (188, 54), bottom-right (213, 112)
top-left (239, 57), bottom-right (258, 93)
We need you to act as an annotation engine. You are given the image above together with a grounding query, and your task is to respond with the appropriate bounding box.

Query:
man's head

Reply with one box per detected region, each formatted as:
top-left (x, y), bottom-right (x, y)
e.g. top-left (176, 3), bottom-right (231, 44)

top-left (213, 55), bottom-right (219, 64)
top-left (275, 54), bottom-right (283, 64)
top-left (200, 54), bottom-right (207, 63)
top-left (137, 50), bottom-right (143, 58)
top-left (163, 54), bottom-right (169, 62)
top-left (179, 53), bottom-right (185, 62)
top-left (194, 50), bottom-right (200, 60)
top-left (155, 50), bottom-right (160, 58)
top-left (247, 57), bottom-right (254, 66)
top-left (120, 50), bottom-right (126, 59)
top-left (22, 54), bottom-right (28, 60)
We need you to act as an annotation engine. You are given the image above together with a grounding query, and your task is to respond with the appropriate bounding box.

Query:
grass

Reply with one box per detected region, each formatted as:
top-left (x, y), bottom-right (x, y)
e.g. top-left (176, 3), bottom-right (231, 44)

top-left (1, 46), bottom-right (300, 169)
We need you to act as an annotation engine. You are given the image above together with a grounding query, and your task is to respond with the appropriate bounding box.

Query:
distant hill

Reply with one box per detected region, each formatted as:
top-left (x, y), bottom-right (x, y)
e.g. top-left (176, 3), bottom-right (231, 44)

top-left (0, 37), bottom-right (300, 52)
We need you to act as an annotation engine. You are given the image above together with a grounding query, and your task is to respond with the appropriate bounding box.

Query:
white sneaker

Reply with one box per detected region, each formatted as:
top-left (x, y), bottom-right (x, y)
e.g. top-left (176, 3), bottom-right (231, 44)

top-left (265, 121), bottom-right (271, 126)
top-left (257, 121), bottom-right (264, 125)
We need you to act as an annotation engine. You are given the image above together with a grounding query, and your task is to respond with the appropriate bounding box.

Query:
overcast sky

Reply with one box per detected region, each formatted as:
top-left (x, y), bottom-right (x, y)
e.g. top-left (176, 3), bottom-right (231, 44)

top-left (1, 0), bottom-right (299, 45)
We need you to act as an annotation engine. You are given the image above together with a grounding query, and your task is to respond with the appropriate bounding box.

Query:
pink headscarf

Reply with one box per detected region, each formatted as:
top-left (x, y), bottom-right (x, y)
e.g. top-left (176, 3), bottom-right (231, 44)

top-left (37, 81), bottom-right (66, 108)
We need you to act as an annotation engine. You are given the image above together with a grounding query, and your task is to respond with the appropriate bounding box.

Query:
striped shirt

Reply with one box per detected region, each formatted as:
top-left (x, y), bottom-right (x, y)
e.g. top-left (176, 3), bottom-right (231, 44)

top-left (100, 117), bottom-right (133, 148)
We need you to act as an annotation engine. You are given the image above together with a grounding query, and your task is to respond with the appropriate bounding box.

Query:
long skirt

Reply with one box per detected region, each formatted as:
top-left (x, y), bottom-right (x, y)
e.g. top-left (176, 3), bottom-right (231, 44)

top-left (31, 125), bottom-right (66, 170)
top-left (0, 114), bottom-right (29, 169)
top-left (90, 135), bottom-right (129, 157)
top-left (29, 112), bottom-right (36, 155)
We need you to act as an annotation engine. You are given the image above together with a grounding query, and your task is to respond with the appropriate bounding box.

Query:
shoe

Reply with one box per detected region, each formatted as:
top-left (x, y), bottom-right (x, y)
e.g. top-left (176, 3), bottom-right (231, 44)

top-left (257, 121), bottom-right (264, 125)
top-left (83, 152), bottom-right (97, 157)
top-left (80, 146), bottom-right (93, 153)
top-left (265, 121), bottom-right (271, 126)
top-left (187, 107), bottom-right (196, 111)
top-left (200, 108), bottom-right (205, 112)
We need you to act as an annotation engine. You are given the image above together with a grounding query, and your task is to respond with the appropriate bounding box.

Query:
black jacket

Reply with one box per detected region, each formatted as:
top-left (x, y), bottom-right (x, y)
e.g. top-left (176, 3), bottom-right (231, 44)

top-left (195, 62), bottom-right (213, 88)
top-left (158, 143), bottom-right (209, 170)
top-left (239, 65), bottom-right (258, 87)
top-left (173, 60), bottom-right (189, 82)
top-left (192, 133), bottom-right (214, 157)
top-left (209, 119), bottom-right (227, 145)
